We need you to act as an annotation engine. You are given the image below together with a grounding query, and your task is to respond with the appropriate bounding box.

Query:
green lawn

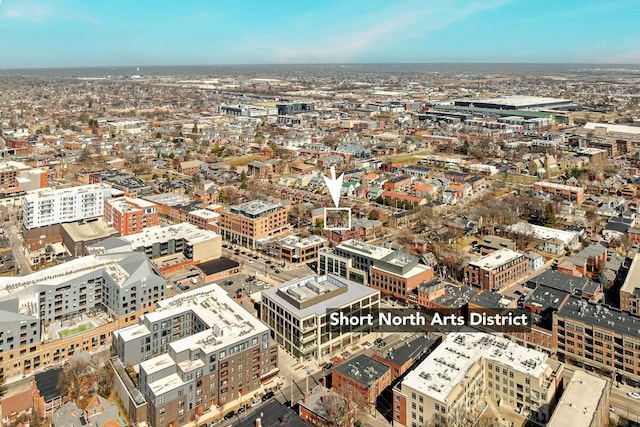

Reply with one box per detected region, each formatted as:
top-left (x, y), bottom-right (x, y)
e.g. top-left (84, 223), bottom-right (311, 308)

top-left (58, 322), bottom-right (95, 339)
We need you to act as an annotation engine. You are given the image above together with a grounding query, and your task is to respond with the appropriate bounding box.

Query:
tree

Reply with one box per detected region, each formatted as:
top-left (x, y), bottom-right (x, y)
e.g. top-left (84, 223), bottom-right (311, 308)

top-left (96, 363), bottom-right (114, 398)
top-left (368, 209), bottom-right (381, 221)
top-left (57, 355), bottom-right (93, 408)
top-left (543, 202), bottom-right (556, 226)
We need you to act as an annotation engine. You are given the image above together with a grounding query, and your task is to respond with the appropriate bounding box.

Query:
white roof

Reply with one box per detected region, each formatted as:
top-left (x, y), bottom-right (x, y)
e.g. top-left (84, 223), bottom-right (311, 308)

top-left (468, 248), bottom-right (523, 270)
top-left (547, 370), bottom-right (608, 427)
top-left (508, 222), bottom-right (579, 246)
top-left (337, 239), bottom-right (394, 261)
top-left (584, 122), bottom-right (640, 135)
top-left (403, 332), bottom-right (550, 403)
top-left (119, 223), bottom-right (219, 248)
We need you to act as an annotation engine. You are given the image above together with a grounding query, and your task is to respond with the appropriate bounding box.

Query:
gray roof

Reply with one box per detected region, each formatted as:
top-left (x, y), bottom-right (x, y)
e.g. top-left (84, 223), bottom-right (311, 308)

top-left (558, 296), bottom-right (640, 337)
top-left (524, 285), bottom-right (569, 311)
top-left (374, 337), bottom-right (437, 366)
top-left (527, 270), bottom-right (599, 296)
top-left (333, 354), bottom-right (390, 386)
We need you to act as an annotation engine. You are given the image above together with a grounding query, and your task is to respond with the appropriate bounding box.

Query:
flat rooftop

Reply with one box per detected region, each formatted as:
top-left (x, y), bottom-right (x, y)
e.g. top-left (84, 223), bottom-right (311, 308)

top-left (107, 197), bottom-right (157, 212)
top-left (457, 96), bottom-right (571, 108)
top-left (229, 200), bottom-right (286, 218)
top-left (535, 181), bottom-right (583, 191)
top-left (24, 183), bottom-right (111, 200)
top-left (61, 220), bottom-right (117, 242)
top-left (333, 354), bottom-right (390, 386)
top-left (509, 222), bottom-right (579, 246)
top-left (621, 253), bottom-right (640, 296)
top-left (262, 274), bottom-right (378, 319)
top-left (277, 234), bottom-right (327, 249)
top-left (144, 193), bottom-right (192, 207)
top-left (558, 296), bottom-right (640, 336)
top-left (468, 248), bottom-right (523, 271)
top-left (120, 223), bottom-right (219, 248)
top-left (402, 332), bottom-right (551, 402)
top-left (336, 239), bottom-right (394, 261)
top-left (547, 370), bottom-right (608, 427)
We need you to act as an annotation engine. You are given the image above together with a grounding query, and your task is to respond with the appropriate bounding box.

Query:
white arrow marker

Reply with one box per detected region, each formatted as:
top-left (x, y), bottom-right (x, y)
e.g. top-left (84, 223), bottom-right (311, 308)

top-left (322, 166), bottom-right (344, 208)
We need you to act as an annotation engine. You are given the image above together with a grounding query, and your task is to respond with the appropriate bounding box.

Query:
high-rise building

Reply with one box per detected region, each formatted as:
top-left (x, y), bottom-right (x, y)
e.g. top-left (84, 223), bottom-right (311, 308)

top-left (113, 285), bottom-right (278, 427)
top-left (261, 274), bottom-right (380, 360)
top-left (22, 184), bottom-right (113, 230)
top-left (219, 200), bottom-right (290, 249)
top-left (393, 332), bottom-right (563, 426)
top-left (0, 251), bottom-right (165, 380)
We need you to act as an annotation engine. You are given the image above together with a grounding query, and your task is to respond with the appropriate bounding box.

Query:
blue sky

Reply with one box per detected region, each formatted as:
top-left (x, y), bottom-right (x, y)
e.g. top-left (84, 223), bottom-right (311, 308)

top-left (0, 0), bottom-right (639, 68)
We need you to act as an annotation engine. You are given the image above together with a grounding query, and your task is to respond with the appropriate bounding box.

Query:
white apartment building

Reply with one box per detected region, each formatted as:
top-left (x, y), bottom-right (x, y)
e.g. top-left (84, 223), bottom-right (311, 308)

top-left (394, 332), bottom-right (564, 427)
top-left (22, 184), bottom-right (113, 229)
top-left (261, 274), bottom-right (380, 361)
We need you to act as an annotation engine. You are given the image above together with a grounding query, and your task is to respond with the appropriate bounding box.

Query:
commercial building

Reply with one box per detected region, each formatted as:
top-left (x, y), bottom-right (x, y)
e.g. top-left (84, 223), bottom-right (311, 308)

top-left (60, 220), bottom-right (119, 258)
top-left (332, 354), bottom-right (391, 415)
top-left (219, 200), bottom-right (291, 249)
top-left (393, 332), bottom-right (564, 426)
top-left (22, 184), bottom-right (113, 230)
top-left (0, 160), bottom-right (47, 196)
top-left (0, 251), bottom-right (165, 380)
top-left (620, 253), bottom-right (640, 314)
top-left (554, 296), bottom-right (640, 387)
top-left (454, 96), bottom-right (572, 110)
top-left (113, 284), bottom-right (278, 427)
top-left (534, 181), bottom-right (585, 205)
top-left (143, 193), bottom-right (219, 232)
top-left (318, 239), bottom-right (394, 285)
top-left (261, 274), bottom-right (380, 360)
top-left (264, 234), bottom-right (328, 263)
top-left (547, 370), bottom-right (609, 427)
top-left (369, 252), bottom-right (433, 303)
top-left (463, 248), bottom-right (530, 291)
top-left (103, 197), bottom-right (159, 236)
top-left (87, 223), bottom-right (222, 273)
top-left (372, 336), bottom-right (439, 380)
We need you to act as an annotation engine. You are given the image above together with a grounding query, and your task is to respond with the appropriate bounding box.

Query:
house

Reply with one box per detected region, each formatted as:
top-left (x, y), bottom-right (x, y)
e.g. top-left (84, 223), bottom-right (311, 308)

top-left (525, 251), bottom-right (545, 271)
top-left (51, 395), bottom-right (126, 427)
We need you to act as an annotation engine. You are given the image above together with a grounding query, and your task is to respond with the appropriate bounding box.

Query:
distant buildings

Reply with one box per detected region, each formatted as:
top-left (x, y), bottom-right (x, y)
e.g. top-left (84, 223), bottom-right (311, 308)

top-left (113, 284), bottom-right (278, 427)
top-left (219, 200), bottom-right (291, 249)
top-left (260, 274), bottom-right (380, 360)
top-left (620, 253), bottom-right (640, 314)
top-left (0, 160), bottom-right (48, 197)
top-left (393, 332), bottom-right (564, 426)
top-left (534, 181), bottom-right (585, 205)
top-left (463, 248), bottom-right (530, 291)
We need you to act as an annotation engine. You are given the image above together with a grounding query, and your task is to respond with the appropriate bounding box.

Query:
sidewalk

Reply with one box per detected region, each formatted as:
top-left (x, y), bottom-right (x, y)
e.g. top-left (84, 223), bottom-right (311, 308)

top-left (182, 376), bottom-right (282, 427)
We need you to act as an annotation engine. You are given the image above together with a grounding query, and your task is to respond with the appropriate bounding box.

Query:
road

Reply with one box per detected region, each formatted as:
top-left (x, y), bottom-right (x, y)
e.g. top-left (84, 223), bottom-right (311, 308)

top-left (3, 221), bottom-right (32, 275)
top-left (221, 246), bottom-right (314, 283)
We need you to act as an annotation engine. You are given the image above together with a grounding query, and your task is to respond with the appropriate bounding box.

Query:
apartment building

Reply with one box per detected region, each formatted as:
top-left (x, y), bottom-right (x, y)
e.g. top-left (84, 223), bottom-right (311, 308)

top-left (87, 223), bottom-right (222, 271)
top-left (107, 120), bottom-right (148, 136)
top-left (22, 184), bottom-right (113, 230)
top-left (369, 252), bottom-right (433, 303)
top-left (383, 175), bottom-right (412, 192)
top-left (103, 197), bottom-right (159, 236)
top-left (261, 274), bottom-right (380, 360)
top-left (620, 253), bottom-right (640, 314)
top-left (219, 200), bottom-right (291, 249)
top-left (144, 193), bottom-right (219, 232)
top-left (554, 296), bottom-right (640, 387)
top-left (0, 160), bottom-right (47, 196)
top-left (0, 251), bottom-right (165, 380)
top-left (393, 332), bottom-right (563, 427)
top-left (113, 284), bottom-right (278, 427)
top-left (463, 248), bottom-right (530, 291)
top-left (547, 370), bottom-right (609, 427)
top-left (318, 239), bottom-right (394, 285)
top-left (534, 181), bottom-right (585, 205)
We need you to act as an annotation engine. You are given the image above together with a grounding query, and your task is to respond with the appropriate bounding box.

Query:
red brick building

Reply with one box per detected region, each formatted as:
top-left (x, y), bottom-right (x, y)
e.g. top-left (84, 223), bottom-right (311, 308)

top-left (332, 355), bottom-right (391, 415)
top-left (103, 197), bottom-right (159, 236)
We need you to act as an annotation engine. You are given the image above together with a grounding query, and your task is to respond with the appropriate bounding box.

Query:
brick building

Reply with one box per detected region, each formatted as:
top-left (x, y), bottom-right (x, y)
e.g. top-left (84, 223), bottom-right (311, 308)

top-left (103, 196), bottom-right (159, 236)
top-left (463, 248), bottom-right (529, 291)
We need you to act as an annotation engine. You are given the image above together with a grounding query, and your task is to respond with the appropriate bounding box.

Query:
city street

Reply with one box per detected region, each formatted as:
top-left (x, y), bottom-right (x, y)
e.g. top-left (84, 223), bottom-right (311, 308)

top-left (3, 221), bottom-right (32, 275)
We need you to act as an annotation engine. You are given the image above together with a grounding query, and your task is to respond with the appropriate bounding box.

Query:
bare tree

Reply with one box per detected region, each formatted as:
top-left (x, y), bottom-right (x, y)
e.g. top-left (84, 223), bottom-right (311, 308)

top-left (57, 356), bottom-right (93, 408)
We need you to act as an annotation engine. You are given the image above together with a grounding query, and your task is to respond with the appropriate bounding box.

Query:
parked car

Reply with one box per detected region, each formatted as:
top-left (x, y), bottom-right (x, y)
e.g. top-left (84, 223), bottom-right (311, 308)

top-left (224, 411), bottom-right (236, 420)
top-left (363, 342), bottom-right (373, 350)
top-left (210, 420), bottom-right (222, 426)
top-left (274, 269), bottom-right (281, 274)
top-left (262, 391), bottom-right (275, 401)
top-left (627, 392), bottom-right (640, 400)
top-left (323, 363), bottom-right (333, 371)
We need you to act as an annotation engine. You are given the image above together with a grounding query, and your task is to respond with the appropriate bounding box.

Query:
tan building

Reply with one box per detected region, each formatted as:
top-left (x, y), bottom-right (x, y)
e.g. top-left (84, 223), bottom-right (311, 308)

top-left (620, 253), bottom-right (640, 314)
top-left (547, 370), bottom-right (609, 427)
top-left (369, 252), bottom-right (433, 303)
top-left (220, 200), bottom-right (291, 249)
top-left (266, 234), bottom-right (328, 263)
top-left (393, 332), bottom-right (564, 427)
top-left (464, 248), bottom-right (530, 291)
top-left (534, 181), bottom-right (585, 205)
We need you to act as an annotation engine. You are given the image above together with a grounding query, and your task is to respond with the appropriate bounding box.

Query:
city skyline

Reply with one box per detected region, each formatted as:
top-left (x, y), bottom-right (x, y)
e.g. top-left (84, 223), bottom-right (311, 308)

top-left (0, 0), bottom-right (639, 68)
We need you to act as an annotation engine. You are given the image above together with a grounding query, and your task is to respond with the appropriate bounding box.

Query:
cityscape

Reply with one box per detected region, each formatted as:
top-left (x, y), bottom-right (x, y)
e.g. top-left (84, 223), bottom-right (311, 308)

top-left (1, 2), bottom-right (640, 427)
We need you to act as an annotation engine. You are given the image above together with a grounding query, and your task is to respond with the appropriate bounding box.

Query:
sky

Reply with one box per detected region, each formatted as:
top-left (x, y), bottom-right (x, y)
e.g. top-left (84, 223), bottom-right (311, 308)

top-left (0, 0), bottom-right (639, 68)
